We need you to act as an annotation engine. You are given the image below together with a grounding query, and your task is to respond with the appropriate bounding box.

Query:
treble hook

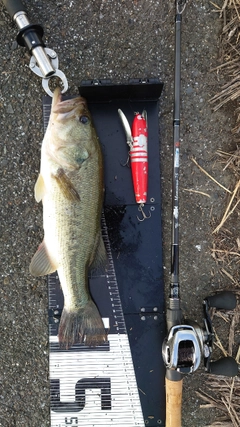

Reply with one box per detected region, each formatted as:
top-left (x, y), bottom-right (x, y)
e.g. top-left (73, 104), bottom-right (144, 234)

top-left (120, 154), bottom-right (130, 167)
top-left (137, 203), bottom-right (151, 222)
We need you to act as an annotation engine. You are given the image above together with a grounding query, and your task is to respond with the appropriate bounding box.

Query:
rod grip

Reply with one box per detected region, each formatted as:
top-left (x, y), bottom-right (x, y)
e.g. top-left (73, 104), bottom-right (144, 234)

top-left (166, 376), bottom-right (183, 427)
top-left (2, 0), bottom-right (27, 18)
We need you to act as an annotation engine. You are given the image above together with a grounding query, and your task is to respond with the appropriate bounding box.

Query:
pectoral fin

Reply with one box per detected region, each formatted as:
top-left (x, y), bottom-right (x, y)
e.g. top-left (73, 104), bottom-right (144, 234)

top-left (29, 241), bottom-right (58, 276)
top-left (34, 174), bottom-right (46, 203)
top-left (53, 168), bottom-right (80, 201)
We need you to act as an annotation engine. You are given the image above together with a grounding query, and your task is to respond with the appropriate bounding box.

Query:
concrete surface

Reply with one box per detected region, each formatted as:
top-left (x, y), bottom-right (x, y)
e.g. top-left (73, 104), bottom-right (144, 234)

top-left (0, 0), bottom-right (236, 426)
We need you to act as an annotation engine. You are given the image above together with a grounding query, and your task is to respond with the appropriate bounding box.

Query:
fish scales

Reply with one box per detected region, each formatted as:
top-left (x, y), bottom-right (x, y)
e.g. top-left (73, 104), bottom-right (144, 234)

top-left (30, 87), bottom-right (107, 349)
top-left (46, 167), bottom-right (100, 306)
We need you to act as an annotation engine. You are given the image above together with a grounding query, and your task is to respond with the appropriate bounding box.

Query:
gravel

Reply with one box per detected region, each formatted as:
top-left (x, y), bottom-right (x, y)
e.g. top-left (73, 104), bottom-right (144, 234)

top-left (0, 1), bottom-right (235, 426)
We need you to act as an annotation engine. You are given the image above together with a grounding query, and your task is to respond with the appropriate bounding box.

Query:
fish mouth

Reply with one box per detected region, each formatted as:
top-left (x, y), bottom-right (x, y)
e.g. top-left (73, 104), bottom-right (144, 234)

top-left (52, 87), bottom-right (86, 117)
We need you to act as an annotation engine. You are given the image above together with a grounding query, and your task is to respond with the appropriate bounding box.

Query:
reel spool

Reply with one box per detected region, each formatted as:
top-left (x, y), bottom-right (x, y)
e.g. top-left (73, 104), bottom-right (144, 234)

top-left (162, 323), bottom-right (203, 374)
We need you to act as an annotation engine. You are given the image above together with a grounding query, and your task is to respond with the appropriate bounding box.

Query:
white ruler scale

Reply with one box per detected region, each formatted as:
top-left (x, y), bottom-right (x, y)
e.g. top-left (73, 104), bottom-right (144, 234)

top-left (43, 100), bottom-right (146, 427)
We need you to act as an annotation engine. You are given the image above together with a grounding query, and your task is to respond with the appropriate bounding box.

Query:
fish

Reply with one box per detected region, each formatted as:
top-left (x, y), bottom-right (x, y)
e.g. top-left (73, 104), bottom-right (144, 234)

top-left (30, 87), bottom-right (107, 349)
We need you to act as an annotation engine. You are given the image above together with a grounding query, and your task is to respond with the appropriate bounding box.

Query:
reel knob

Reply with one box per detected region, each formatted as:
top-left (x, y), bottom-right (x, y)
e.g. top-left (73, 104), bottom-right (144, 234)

top-left (206, 291), bottom-right (236, 310)
top-left (203, 291), bottom-right (238, 376)
top-left (209, 356), bottom-right (239, 377)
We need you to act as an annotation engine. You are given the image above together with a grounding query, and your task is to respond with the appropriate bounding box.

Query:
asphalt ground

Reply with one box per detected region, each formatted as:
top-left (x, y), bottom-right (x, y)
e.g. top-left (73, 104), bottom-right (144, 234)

top-left (0, 1), bottom-right (237, 426)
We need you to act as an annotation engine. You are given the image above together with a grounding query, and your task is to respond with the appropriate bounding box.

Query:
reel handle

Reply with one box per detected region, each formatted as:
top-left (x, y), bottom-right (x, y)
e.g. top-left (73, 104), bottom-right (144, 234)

top-left (209, 356), bottom-right (239, 377)
top-left (165, 371), bottom-right (183, 427)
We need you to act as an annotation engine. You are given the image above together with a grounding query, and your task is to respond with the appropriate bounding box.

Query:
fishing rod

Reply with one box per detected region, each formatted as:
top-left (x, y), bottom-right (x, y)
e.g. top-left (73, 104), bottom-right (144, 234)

top-left (162, 2), bottom-right (239, 426)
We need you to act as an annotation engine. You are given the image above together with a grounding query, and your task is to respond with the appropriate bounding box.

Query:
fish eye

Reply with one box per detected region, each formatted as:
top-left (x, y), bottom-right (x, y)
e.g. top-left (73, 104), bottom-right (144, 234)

top-left (79, 115), bottom-right (89, 124)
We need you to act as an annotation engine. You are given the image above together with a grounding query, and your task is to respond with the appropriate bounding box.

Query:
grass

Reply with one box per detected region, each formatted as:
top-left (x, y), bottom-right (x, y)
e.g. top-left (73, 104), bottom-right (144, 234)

top-left (195, 4), bottom-right (240, 422)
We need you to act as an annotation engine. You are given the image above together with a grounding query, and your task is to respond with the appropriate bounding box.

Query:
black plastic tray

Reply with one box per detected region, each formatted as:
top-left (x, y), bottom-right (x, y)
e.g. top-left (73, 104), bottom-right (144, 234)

top-left (46, 78), bottom-right (166, 426)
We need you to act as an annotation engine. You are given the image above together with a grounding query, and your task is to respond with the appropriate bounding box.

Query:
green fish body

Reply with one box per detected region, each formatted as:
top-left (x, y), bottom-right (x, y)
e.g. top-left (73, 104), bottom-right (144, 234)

top-left (30, 87), bottom-right (107, 348)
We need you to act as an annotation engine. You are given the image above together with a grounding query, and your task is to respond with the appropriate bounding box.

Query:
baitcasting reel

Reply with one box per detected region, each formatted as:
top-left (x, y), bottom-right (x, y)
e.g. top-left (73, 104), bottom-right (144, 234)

top-left (162, 291), bottom-right (239, 377)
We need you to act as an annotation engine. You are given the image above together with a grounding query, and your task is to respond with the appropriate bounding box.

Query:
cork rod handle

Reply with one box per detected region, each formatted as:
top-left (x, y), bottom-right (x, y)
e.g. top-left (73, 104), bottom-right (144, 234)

top-left (165, 376), bottom-right (183, 427)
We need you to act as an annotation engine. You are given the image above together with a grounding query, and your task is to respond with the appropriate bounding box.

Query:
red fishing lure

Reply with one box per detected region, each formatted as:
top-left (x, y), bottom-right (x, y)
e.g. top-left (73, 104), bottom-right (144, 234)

top-left (118, 109), bottom-right (150, 221)
top-left (130, 111), bottom-right (148, 204)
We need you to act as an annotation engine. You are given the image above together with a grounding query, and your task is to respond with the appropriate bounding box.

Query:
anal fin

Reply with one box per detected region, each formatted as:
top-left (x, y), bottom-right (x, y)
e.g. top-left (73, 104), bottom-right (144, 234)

top-left (29, 241), bottom-right (58, 277)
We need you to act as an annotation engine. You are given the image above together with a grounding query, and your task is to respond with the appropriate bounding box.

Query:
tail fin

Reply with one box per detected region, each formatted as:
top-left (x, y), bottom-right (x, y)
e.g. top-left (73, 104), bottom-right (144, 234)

top-left (58, 300), bottom-right (107, 349)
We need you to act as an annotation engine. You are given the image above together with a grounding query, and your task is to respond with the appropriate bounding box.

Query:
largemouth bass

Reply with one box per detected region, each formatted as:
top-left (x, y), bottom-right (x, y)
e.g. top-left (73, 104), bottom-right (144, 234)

top-left (30, 87), bottom-right (107, 348)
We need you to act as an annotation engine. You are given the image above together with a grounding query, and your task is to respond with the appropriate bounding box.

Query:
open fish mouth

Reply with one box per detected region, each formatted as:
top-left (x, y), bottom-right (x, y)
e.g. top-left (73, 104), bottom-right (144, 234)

top-left (52, 87), bottom-right (87, 118)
